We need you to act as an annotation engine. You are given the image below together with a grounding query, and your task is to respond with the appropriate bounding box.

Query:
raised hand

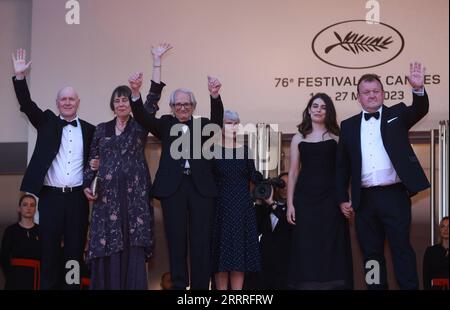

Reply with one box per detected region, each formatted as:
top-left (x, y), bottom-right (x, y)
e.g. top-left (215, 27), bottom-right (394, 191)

top-left (128, 72), bottom-right (144, 97)
top-left (151, 44), bottom-right (171, 83)
top-left (151, 43), bottom-right (173, 61)
top-left (406, 61), bottom-right (425, 91)
top-left (12, 48), bottom-right (32, 79)
top-left (207, 75), bottom-right (222, 99)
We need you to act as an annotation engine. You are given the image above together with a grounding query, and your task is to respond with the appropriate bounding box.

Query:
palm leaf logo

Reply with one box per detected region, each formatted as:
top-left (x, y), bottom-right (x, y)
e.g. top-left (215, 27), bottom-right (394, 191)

top-left (325, 31), bottom-right (393, 54)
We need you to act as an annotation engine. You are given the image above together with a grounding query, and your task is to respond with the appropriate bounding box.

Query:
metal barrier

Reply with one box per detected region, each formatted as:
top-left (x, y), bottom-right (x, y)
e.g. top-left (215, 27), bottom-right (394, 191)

top-left (430, 120), bottom-right (449, 244)
top-left (253, 123), bottom-right (282, 177)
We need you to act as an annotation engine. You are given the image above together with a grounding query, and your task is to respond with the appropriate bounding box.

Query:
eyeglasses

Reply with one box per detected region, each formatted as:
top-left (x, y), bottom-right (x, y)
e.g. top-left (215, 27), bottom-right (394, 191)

top-left (171, 102), bottom-right (193, 110)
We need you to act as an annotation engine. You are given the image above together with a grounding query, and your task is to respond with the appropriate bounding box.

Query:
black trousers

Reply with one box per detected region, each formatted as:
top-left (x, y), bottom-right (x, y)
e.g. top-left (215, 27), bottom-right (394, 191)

top-left (356, 183), bottom-right (419, 290)
top-left (38, 186), bottom-right (89, 290)
top-left (161, 175), bottom-right (215, 290)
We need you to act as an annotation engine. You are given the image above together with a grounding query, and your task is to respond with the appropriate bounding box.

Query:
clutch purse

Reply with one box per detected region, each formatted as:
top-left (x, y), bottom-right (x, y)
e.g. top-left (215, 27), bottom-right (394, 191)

top-left (90, 174), bottom-right (99, 196)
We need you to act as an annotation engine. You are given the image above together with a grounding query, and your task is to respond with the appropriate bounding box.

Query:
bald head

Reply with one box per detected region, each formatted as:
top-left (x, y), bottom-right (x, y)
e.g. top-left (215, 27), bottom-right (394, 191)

top-left (56, 86), bottom-right (80, 120)
top-left (56, 86), bottom-right (79, 101)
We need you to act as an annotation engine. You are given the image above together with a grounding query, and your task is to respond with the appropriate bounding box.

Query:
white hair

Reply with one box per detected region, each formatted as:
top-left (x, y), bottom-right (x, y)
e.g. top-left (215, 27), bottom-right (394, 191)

top-left (224, 109), bottom-right (240, 122)
top-left (169, 88), bottom-right (197, 108)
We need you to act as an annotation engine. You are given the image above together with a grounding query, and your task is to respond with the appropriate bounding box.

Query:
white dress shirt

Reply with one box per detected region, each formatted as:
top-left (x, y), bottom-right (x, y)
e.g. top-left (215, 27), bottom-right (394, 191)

top-left (360, 106), bottom-right (400, 188)
top-left (43, 117), bottom-right (84, 187)
top-left (181, 125), bottom-right (191, 168)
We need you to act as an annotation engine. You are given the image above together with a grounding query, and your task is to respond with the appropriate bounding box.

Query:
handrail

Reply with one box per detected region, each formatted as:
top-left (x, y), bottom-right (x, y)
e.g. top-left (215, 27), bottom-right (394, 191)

top-left (430, 129), bottom-right (436, 244)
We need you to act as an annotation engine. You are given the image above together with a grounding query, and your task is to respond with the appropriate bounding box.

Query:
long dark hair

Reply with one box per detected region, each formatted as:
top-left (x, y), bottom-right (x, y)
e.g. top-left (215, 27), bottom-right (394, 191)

top-left (297, 93), bottom-right (340, 138)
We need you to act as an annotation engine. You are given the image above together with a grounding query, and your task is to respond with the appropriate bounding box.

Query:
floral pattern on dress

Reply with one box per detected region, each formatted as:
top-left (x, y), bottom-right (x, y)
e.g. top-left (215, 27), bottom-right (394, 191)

top-left (84, 86), bottom-right (163, 262)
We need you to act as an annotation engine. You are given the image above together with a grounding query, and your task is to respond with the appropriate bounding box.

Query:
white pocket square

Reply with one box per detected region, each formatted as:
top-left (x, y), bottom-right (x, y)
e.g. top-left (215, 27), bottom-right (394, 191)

top-left (387, 117), bottom-right (398, 123)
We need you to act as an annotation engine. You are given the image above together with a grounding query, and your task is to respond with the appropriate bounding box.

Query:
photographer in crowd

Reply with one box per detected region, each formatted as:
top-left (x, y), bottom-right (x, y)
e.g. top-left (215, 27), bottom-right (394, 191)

top-left (246, 173), bottom-right (293, 289)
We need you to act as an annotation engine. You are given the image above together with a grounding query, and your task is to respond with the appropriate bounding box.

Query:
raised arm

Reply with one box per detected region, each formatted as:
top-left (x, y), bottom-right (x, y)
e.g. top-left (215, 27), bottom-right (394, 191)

top-left (207, 76), bottom-right (224, 127)
top-left (142, 44), bottom-right (171, 115)
top-left (129, 72), bottom-right (165, 138)
top-left (11, 48), bottom-right (45, 128)
top-left (404, 61), bottom-right (429, 129)
top-left (12, 48), bottom-right (31, 80)
top-left (151, 43), bottom-right (172, 84)
top-left (129, 72), bottom-right (144, 101)
top-left (406, 61), bottom-right (425, 92)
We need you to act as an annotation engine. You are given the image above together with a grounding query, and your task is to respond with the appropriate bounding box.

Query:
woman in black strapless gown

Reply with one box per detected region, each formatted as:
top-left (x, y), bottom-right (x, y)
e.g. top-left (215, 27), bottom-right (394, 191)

top-left (287, 93), bottom-right (353, 290)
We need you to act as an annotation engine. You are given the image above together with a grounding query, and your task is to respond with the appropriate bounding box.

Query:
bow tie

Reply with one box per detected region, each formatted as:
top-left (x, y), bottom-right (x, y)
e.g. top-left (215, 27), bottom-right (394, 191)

top-left (364, 111), bottom-right (380, 121)
top-left (61, 119), bottom-right (78, 127)
top-left (180, 119), bottom-right (192, 125)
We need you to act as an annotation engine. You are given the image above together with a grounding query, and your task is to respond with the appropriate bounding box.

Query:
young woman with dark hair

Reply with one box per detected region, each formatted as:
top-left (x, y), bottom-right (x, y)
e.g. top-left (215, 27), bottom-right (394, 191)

top-left (1, 194), bottom-right (41, 289)
top-left (287, 93), bottom-right (353, 290)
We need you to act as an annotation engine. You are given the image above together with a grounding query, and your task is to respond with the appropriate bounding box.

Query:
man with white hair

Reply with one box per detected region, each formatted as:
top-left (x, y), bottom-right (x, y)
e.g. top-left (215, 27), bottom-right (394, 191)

top-left (11, 49), bottom-right (95, 289)
top-left (130, 50), bottom-right (224, 289)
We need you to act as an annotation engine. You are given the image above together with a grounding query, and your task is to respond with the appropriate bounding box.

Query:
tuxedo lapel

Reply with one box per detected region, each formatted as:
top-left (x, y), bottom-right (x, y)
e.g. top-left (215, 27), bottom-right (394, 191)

top-left (354, 112), bottom-right (363, 174)
top-left (80, 120), bottom-right (90, 162)
top-left (55, 117), bottom-right (64, 149)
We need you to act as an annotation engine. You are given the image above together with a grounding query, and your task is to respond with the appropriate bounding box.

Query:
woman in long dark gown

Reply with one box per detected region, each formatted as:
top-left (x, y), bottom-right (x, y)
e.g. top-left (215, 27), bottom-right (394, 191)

top-left (82, 44), bottom-right (172, 289)
top-left (212, 110), bottom-right (262, 290)
top-left (0, 194), bottom-right (41, 290)
top-left (286, 93), bottom-right (353, 290)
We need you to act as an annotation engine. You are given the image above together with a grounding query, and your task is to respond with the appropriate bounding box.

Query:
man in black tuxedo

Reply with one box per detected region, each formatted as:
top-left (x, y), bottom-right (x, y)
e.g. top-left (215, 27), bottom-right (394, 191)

top-left (130, 62), bottom-right (224, 289)
top-left (11, 49), bottom-right (95, 289)
top-left (336, 62), bottom-right (429, 289)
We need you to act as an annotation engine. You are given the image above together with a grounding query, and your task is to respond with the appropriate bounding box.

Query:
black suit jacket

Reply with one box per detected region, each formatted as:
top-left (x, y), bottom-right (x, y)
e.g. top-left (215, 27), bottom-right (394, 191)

top-left (336, 91), bottom-right (430, 211)
top-left (130, 87), bottom-right (224, 199)
top-left (12, 77), bottom-right (95, 196)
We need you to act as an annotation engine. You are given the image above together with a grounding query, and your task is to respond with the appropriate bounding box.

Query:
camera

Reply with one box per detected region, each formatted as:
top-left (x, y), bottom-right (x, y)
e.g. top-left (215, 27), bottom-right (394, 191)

top-left (252, 177), bottom-right (286, 200)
